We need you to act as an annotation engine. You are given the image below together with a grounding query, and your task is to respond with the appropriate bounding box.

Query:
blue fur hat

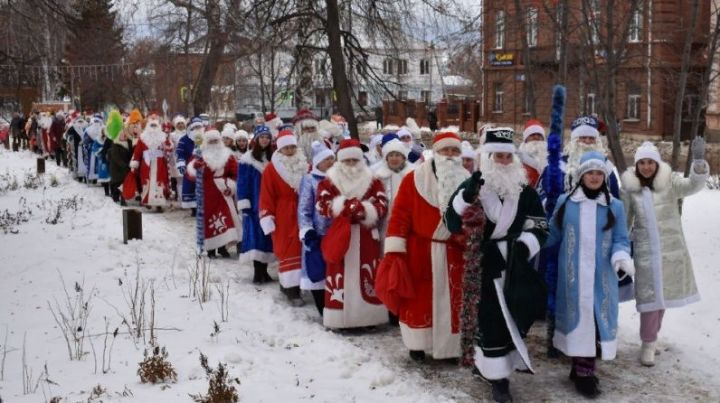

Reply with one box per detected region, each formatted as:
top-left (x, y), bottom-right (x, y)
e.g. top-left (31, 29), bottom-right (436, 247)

top-left (576, 151), bottom-right (608, 182)
top-left (571, 115), bottom-right (600, 140)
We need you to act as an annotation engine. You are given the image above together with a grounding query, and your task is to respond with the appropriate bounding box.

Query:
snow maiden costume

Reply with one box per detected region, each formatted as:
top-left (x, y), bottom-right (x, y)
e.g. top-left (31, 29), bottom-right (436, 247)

top-left (445, 128), bottom-right (548, 402)
top-left (620, 139), bottom-right (709, 366)
top-left (297, 141), bottom-right (335, 315)
top-left (82, 114), bottom-right (110, 184)
top-left (316, 139), bottom-right (389, 329)
top-left (237, 125), bottom-right (276, 283)
top-left (545, 151), bottom-right (634, 398)
top-left (177, 117), bottom-right (204, 214)
top-left (130, 116), bottom-right (171, 209)
top-left (375, 130), bottom-right (470, 361)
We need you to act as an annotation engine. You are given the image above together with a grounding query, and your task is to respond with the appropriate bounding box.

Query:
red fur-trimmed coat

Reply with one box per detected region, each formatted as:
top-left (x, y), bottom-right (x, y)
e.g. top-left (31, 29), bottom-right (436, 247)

top-left (316, 166), bottom-right (389, 328)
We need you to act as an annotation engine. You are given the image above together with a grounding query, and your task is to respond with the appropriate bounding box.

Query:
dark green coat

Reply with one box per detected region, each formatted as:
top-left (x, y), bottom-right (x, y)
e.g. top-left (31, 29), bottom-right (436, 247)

top-left (108, 139), bottom-right (133, 184)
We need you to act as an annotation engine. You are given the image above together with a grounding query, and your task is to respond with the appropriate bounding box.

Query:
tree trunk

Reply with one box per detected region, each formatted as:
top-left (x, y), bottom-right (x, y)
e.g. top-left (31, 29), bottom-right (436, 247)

top-left (183, 5), bottom-right (194, 117)
top-left (325, 0), bottom-right (358, 139)
top-left (192, 34), bottom-right (225, 115)
top-left (671, 0), bottom-right (700, 169)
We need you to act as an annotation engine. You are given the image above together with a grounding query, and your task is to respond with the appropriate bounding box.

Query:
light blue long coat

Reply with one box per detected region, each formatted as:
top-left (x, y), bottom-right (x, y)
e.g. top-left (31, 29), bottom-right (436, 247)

top-left (545, 190), bottom-right (631, 359)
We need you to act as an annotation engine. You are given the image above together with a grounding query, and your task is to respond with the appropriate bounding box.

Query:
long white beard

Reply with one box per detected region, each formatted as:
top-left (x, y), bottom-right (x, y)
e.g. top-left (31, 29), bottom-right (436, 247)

top-left (201, 144), bottom-right (232, 172)
top-left (564, 138), bottom-right (606, 173)
top-left (141, 128), bottom-right (167, 150)
top-left (480, 153), bottom-right (528, 200)
top-left (297, 131), bottom-right (321, 159)
top-left (519, 141), bottom-right (548, 169)
top-left (329, 161), bottom-right (373, 198)
top-left (274, 151), bottom-right (308, 190)
top-left (86, 123), bottom-right (102, 141)
top-left (436, 155), bottom-right (470, 212)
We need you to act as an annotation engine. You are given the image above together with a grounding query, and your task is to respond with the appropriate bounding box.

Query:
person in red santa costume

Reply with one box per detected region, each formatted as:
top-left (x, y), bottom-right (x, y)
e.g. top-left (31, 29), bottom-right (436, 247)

top-left (129, 115), bottom-right (172, 211)
top-left (187, 129), bottom-right (241, 258)
top-left (316, 139), bottom-right (389, 329)
top-left (375, 129), bottom-right (470, 361)
top-left (518, 119), bottom-right (548, 189)
top-left (293, 108), bottom-right (321, 160)
top-left (259, 129), bottom-right (308, 306)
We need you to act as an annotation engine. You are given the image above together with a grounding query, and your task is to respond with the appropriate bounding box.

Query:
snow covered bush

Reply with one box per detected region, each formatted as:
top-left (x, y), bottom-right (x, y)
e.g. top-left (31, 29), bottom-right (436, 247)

top-left (137, 346), bottom-right (177, 384)
top-left (0, 197), bottom-right (32, 234)
top-left (189, 353), bottom-right (239, 403)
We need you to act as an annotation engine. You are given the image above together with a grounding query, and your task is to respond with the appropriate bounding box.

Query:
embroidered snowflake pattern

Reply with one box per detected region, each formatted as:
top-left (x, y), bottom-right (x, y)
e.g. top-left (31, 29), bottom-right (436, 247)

top-left (208, 213), bottom-right (228, 236)
top-left (325, 273), bottom-right (344, 303)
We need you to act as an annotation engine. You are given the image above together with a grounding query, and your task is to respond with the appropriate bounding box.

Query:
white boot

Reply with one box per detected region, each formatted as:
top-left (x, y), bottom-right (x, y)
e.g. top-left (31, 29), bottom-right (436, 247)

top-left (640, 341), bottom-right (656, 366)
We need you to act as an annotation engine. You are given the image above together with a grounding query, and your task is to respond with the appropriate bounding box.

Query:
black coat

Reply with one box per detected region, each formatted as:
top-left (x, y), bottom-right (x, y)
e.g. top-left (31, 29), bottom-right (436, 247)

top-left (108, 139), bottom-right (133, 184)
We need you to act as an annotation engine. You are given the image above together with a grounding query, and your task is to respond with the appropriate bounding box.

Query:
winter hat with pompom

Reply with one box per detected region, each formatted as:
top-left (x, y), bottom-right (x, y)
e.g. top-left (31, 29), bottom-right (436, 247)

top-left (634, 141), bottom-right (661, 165)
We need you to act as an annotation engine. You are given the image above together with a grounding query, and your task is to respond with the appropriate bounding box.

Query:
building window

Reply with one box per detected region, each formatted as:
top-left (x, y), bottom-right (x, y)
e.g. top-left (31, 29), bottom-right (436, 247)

top-left (629, 6), bottom-right (642, 42)
top-left (420, 59), bottom-right (430, 75)
top-left (383, 59), bottom-right (394, 75)
top-left (397, 59), bottom-right (408, 75)
top-left (494, 10), bottom-right (506, 49)
top-left (314, 59), bottom-right (327, 76)
top-left (627, 94), bottom-right (641, 120)
top-left (527, 7), bottom-right (538, 48)
top-left (590, 0), bottom-right (600, 45)
top-left (420, 90), bottom-right (431, 104)
top-left (493, 82), bottom-right (504, 112)
top-left (398, 90), bottom-right (408, 100)
top-left (358, 91), bottom-right (368, 107)
top-left (315, 90), bottom-right (326, 108)
top-left (586, 93), bottom-right (596, 115)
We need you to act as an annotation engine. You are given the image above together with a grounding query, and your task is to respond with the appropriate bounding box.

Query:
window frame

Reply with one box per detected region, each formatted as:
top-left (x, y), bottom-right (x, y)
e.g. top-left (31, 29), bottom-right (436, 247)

top-left (494, 10), bottom-right (506, 49)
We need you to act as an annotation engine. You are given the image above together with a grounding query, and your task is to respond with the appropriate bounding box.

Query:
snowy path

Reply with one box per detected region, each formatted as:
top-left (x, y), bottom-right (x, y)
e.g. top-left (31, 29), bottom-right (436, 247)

top-left (1, 149), bottom-right (718, 402)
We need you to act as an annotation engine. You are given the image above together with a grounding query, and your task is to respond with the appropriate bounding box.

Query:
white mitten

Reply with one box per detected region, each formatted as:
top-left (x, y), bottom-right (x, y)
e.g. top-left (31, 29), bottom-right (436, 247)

top-left (614, 259), bottom-right (635, 279)
top-left (129, 160), bottom-right (139, 170)
top-left (259, 216), bottom-right (276, 235)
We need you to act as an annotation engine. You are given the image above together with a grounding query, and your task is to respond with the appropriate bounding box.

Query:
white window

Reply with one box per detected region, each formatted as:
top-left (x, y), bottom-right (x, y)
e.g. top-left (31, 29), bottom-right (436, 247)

top-left (420, 59), bottom-right (430, 75)
top-left (397, 59), bottom-right (408, 75)
top-left (420, 90), bottom-right (431, 104)
top-left (629, 6), bottom-right (643, 43)
top-left (586, 93), bottom-right (596, 115)
top-left (383, 59), bottom-right (394, 75)
top-left (527, 7), bottom-right (538, 48)
top-left (493, 82), bottom-right (504, 112)
top-left (627, 94), bottom-right (641, 120)
top-left (495, 10), bottom-right (506, 49)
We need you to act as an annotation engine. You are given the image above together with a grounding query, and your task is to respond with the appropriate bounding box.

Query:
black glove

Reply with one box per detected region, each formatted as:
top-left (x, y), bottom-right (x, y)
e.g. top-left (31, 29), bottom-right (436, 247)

top-left (691, 136), bottom-right (706, 160)
top-left (462, 171), bottom-right (484, 203)
top-left (514, 242), bottom-right (530, 261)
top-left (304, 229), bottom-right (319, 243)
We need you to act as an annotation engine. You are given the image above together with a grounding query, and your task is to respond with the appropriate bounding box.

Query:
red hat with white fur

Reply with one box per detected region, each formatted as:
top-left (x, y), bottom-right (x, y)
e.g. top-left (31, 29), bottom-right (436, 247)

top-left (522, 119), bottom-right (545, 142)
top-left (336, 139), bottom-right (364, 161)
top-left (432, 128), bottom-right (462, 153)
top-left (276, 129), bottom-right (297, 150)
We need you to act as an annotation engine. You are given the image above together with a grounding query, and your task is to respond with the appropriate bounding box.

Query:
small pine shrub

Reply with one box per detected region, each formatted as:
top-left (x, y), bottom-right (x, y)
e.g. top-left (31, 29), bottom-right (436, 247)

top-left (190, 353), bottom-right (240, 403)
top-left (137, 346), bottom-right (177, 384)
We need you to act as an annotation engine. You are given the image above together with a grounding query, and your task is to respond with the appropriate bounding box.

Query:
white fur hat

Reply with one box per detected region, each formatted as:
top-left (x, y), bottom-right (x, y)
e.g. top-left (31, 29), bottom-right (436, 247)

top-left (397, 127), bottom-right (413, 140)
top-left (276, 130), bottom-right (297, 150)
top-left (461, 141), bottom-right (476, 160)
top-left (634, 141), bottom-right (661, 165)
top-left (221, 125), bottom-right (236, 140)
top-left (202, 129), bottom-right (222, 144)
top-left (382, 138), bottom-right (409, 159)
top-left (311, 141), bottom-right (335, 167)
top-left (236, 130), bottom-right (249, 140)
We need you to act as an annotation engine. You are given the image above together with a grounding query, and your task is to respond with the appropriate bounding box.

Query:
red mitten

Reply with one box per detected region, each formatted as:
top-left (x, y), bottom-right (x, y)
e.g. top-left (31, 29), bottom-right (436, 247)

top-left (375, 252), bottom-right (414, 314)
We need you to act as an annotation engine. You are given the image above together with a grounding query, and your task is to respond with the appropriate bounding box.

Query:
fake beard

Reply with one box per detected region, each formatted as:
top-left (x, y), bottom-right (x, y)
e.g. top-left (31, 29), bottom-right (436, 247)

top-left (141, 127), bottom-right (167, 150)
top-left (480, 153), bottom-right (528, 200)
top-left (564, 137), bottom-right (606, 173)
top-left (519, 141), bottom-right (548, 168)
top-left (331, 161), bottom-right (373, 198)
top-left (274, 151), bottom-right (308, 190)
top-left (297, 130), bottom-right (321, 157)
top-left (436, 155), bottom-right (470, 213)
top-left (86, 123), bottom-right (103, 142)
top-left (201, 143), bottom-right (232, 172)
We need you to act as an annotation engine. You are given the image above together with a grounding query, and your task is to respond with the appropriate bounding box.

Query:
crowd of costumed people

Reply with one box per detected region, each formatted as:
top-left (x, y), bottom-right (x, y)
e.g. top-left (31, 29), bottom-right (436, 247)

top-left (8, 89), bottom-right (710, 401)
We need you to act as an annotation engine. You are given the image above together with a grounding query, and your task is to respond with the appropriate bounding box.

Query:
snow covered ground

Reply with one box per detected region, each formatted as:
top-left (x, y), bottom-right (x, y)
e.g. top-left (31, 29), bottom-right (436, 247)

top-left (0, 149), bottom-right (719, 402)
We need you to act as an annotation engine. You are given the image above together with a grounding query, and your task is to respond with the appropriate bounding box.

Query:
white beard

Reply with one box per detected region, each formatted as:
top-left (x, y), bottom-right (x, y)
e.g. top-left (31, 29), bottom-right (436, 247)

top-left (436, 155), bottom-right (470, 213)
top-left (141, 127), bottom-right (167, 150)
top-left (297, 131), bottom-right (321, 159)
top-left (86, 123), bottom-right (103, 141)
top-left (201, 144), bottom-right (232, 172)
top-left (273, 151), bottom-right (308, 190)
top-left (564, 138), bottom-right (606, 174)
top-left (327, 161), bottom-right (373, 199)
top-left (519, 141), bottom-right (548, 170)
top-left (480, 153), bottom-right (528, 200)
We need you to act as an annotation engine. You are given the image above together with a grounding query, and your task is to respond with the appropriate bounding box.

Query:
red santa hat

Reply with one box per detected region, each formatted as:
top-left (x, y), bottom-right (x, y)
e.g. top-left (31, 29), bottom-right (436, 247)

top-left (202, 129), bottom-right (222, 144)
top-left (337, 139), bottom-right (364, 161)
top-left (294, 108), bottom-right (319, 130)
top-left (432, 128), bottom-right (462, 153)
top-left (522, 119), bottom-right (545, 142)
top-left (276, 129), bottom-right (297, 150)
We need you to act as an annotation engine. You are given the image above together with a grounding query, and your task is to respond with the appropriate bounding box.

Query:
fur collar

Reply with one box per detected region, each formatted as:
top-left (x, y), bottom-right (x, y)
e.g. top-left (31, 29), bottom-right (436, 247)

top-left (413, 159), bottom-right (439, 208)
top-left (372, 161), bottom-right (414, 180)
top-left (325, 163), bottom-right (374, 199)
top-left (202, 146), bottom-right (233, 172)
top-left (240, 151), bottom-right (269, 173)
top-left (621, 161), bottom-right (672, 193)
top-left (570, 188), bottom-right (609, 206)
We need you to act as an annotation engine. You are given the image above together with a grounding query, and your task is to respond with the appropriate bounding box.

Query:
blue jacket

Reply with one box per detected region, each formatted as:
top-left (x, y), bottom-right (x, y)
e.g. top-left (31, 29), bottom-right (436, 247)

top-left (297, 171), bottom-right (332, 288)
top-left (176, 134), bottom-right (196, 207)
top-left (237, 153), bottom-right (274, 263)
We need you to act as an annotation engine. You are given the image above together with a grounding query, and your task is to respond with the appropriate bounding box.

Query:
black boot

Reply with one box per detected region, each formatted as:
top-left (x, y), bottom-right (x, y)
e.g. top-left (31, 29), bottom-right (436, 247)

top-left (207, 249), bottom-right (217, 259)
top-left (252, 261), bottom-right (270, 284)
top-left (217, 245), bottom-right (230, 258)
top-left (103, 183), bottom-right (110, 196)
top-left (388, 312), bottom-right (399, 326)
top-left (190, 207), bottom-right (197, 217)
top-left (490, 379), bottom-right (513, 403)
top-left (571, 370), bottom-right (600, 398)
top-left (311, 289), bottom-right (325, 316)
top-left (282, 286), bottom-right (304, 307)
top-left (409, 350), bottom-right (426, 362)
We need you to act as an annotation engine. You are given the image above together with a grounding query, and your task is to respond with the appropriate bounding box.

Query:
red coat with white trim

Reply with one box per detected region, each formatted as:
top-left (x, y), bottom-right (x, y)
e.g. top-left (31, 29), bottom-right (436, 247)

top-left (259, 159), bottom-right (303, 288)
top-left (130, 135), bottom-right (171, 207)
top-left (316, 168), bottom-right (389, 328)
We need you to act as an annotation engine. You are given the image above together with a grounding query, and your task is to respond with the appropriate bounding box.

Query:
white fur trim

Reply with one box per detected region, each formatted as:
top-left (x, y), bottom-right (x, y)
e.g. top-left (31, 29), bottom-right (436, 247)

top-left (570, 125), bottom-right (599, 139)
top-left (522, 124), bottom-right (545, 141)
top-left (325, 165), bottom-right (373, 199)
top-left (431, 137), bottom-right (461, 153)
top-left (634, 141), bottom-right (661, 164)
top-left (186, 160), bottom-right (197, 178)
top-left (482, 143), bottom-right (516, 154)
top-left (611, 250), bottom-right (632, 268)
top-left (237, 199), bottom-right (251, 211)
top-left (259, 215), bottom-right (276, 235)
top-left (239, 250), bottom-right (276, 264)
top-left (384, 236), bottom-right (406, 253)
top-left (331, 195), bottom-right (347, 217)
top-left (474, 348), bottom-right (528, 380)
top-left (299, 226), bottom-right (312, 240)
top-left (360, 201), bottom-right (379, 227)
top-left (451, 190), bottom-right (472, 216)
top-left (337, 146), bottom-right (364, 161)
top-left (399, 323), bottom-right (432, 351)
top-left (276, 134), bottom-right (297, 150)
top-left (240, 151), bottom-right (268, 173)
top-left (382, 139), bottom-right (409, 159)
top-left (517, 231), bottom-right (541, 259)
top-left (129, 160), bottom-right (139, 169)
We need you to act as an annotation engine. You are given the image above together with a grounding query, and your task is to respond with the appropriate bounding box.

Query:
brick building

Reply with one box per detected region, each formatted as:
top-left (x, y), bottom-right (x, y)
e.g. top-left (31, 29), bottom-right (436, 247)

top-left (707, 0), bottom-right (720, 140)
top-left (481, 0), bottom-right (712, 140)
